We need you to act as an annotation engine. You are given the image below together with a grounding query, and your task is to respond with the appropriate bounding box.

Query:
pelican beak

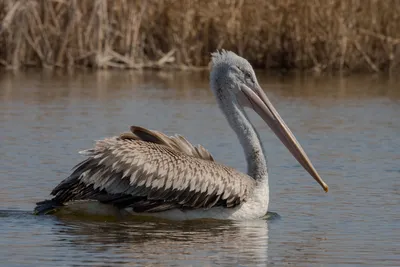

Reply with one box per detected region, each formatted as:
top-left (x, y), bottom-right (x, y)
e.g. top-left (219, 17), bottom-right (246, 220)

top-left (240, 84), bottom-right (329, 192)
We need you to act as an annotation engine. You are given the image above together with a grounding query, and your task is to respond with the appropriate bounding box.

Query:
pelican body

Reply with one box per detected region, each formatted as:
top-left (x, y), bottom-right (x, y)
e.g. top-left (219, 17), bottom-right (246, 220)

top-left (34, 51), bottom-right (328, 220)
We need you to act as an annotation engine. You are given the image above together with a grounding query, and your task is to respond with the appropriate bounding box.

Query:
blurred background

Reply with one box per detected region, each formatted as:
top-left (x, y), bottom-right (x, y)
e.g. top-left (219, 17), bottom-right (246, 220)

top-left (1, 0), bottom-right (400, 72)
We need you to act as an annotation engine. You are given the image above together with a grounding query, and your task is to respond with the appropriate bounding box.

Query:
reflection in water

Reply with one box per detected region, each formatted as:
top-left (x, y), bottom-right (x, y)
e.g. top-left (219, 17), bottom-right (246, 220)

top-left (1, 70), bottom-right (400, 104)
top-left (256, 72), bottom-right (400, 99)
top-left (56, 218), bottom-right (269, 266)
top-left (0, 210), bottom-right (269, 267)
top-left (0, 70), bottom-right (399, 266)
top-left (0, 70), bottom-right (213, 104)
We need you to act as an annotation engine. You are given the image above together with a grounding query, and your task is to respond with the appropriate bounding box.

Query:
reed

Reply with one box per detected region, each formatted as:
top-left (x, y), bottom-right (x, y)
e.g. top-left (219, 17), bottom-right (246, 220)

top-left (1, 0), bottom-right (400, 72)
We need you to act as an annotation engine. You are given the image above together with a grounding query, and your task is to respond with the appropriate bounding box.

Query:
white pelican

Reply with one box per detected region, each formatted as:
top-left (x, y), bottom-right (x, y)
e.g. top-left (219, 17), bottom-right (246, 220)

top-left (34, 50), bottom-right (328, 220)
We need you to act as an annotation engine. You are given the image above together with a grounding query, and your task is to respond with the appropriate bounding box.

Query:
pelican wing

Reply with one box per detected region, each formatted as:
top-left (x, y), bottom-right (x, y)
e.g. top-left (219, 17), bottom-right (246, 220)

top-left (48, 126), bottom-right (255, 213)
top-left (126, 126), bottom-right (215, 161)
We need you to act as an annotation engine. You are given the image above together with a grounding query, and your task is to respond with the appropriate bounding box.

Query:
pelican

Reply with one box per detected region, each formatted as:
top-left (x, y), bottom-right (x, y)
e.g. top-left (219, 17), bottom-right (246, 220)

top-left (34, 50), bottom-right (328, 220)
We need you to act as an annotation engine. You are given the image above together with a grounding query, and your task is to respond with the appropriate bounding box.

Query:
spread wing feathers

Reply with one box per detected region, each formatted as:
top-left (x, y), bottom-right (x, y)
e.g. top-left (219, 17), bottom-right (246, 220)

top-left (49, 126), bottom-right (255, 213)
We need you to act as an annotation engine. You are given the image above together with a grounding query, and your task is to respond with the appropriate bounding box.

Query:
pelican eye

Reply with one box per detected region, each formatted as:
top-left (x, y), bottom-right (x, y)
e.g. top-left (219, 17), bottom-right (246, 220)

top-left (237, 67), bottom-right (249, 78)
top-left (243, 70), bottom-right (254, 84)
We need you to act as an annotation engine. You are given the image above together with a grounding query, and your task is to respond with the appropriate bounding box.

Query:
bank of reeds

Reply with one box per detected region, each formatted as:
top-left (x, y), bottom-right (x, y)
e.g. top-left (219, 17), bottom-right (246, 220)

top-left (1, 0), bottom-right (400, 72)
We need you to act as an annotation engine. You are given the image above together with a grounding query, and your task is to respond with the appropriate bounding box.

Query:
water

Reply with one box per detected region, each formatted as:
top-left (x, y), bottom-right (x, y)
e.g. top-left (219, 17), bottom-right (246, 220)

top-left (0, 70), bottom-right (399, 266)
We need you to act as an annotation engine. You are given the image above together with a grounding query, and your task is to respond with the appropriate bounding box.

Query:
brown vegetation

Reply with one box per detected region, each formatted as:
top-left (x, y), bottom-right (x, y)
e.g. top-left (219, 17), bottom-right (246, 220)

top-left (1, 0), bottom-right (400, 72)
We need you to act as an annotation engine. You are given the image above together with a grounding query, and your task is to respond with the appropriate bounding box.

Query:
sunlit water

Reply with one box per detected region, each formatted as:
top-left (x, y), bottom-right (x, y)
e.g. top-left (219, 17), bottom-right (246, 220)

top-left (0, 70), bottom-right (399, 266)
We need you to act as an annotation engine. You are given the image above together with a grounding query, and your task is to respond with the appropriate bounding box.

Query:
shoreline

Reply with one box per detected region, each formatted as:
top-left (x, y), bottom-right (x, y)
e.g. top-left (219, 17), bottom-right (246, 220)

top-left (1, 1), bottom-right (399, 73)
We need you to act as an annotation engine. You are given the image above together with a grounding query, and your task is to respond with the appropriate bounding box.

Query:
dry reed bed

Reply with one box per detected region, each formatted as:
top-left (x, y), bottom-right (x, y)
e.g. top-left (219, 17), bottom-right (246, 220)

top-left (1, 0), bottom-right (400, 72)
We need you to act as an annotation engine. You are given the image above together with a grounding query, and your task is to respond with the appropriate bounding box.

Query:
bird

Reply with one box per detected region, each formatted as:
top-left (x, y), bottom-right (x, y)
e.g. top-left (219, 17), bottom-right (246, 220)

top-left (34, 50), bottom-right (328, 220)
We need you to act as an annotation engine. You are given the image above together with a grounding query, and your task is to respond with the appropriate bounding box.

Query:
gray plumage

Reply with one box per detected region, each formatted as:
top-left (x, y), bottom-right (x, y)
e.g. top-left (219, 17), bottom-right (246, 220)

top-left (35, 126), bottom-right (255, 214)
top-left (35, 50), bottom-right (290, 217)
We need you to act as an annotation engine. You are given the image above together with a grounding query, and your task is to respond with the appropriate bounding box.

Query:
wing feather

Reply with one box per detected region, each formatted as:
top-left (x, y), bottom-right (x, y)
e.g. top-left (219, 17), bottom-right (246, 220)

top-left (48, 126), bottom-right (255, 212)
top-left (130, 126), bottom-right (215, 161)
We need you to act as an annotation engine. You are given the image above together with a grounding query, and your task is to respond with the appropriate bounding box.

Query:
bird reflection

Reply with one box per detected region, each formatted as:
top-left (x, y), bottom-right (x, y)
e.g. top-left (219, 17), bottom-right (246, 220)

top-left (52, 216), bottom-right (270, 266)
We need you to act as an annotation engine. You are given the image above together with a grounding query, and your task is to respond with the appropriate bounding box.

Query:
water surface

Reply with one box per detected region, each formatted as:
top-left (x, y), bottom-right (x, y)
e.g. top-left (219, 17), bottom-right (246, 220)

top-left (0, 70), bottom-right (399, 266)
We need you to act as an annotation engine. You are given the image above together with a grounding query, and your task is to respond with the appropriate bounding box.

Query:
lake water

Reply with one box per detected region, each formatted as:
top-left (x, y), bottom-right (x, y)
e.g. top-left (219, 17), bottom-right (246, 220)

top-left (0, 70), bottom-right (399, 266)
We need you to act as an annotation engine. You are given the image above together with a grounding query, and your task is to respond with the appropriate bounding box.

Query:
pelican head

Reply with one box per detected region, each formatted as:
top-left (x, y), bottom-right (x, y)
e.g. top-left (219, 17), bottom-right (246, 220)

top-left (210, 50), bottom-right (328, 192)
